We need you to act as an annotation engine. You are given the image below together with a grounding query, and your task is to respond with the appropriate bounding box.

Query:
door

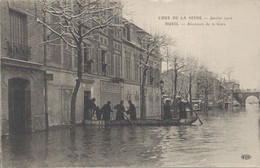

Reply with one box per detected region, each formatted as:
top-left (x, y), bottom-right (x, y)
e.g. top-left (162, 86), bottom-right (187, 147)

top-left (84, 91), bottom-right (91, 119)
top-left (8, 78), bottom-right (31, 134)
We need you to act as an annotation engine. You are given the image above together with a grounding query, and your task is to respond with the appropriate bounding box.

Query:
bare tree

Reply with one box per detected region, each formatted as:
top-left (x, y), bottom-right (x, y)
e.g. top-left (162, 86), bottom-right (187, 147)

top-left (32, 0), bottom-right (122, 125)
top-left (196, 65), bottom-right (216, 113)
top-left (137, 31), bottom-right (171, 118)
top-left (168, 52), bottom-right (187, 113)
top-left (223, 67), bottom-right (233, 81)
top-left (186, 57), bottom-right (198, 105)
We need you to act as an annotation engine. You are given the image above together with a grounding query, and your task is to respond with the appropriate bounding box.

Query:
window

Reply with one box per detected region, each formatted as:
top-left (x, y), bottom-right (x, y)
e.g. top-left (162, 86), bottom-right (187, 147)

top-left (134, 60), bottom-right (139, 82)
top-left (83, 43), bottom-right (92, 73)
top-left (123, 27), bottom-right (127, 39)
top-left (100, 35), bottom-right (108, 46)
top-left (114, 15), bottom-right (120, 25)
top-left (97, 49), bottom-right (102, 74)
top-left (51, 38), bottom-right (61, 64)
top-left (111, 54), bottom-right (114, 76)
top-left (115, 54), bottom-right (121, 77)
top-left (73, 46), bottom-right (78, 68)
top-left (8, 9), bottom-right (29, 61)
top-left (126, 25), bottom-right (131, 41)
top-left (125, 51), bottom-right (131, 80)
top-left (92, 48), bottom-right (98, 74)
top-left (106, 52), bottom-right (111, 76)
top-left (114, 42), bottom-right (121, 51)
top-left (103, 28), bottom-right (108, 35)
top-left (101, 50), bottom-right (108, 76)
top-left (63, 40), bottom-right (72, 69)
top-left (114, 29), bottom-right (122, 39)
top-left (50, 15), bottom-right (61, 64)
top-left (125, 57), bottom-right (131, 80)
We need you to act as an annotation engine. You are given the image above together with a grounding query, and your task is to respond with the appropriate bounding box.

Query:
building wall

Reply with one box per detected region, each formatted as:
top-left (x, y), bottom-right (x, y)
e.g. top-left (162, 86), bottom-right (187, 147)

top-left (121, 24), bottom-right (162, 119)
top-left (0, 0), bottom-right (44, 64)
top-left (0, 0), bottom-right (163, 134)
top-left (1, 66), bottom-right (45, 135)
top-left (46, 67), bottom-right (128, 126)
top-left (0, 1), bottom-right (2, 139)
top-left (146, 86), bottom-right (161, 119)
top-left (1, 0), bottom-right (46, 135)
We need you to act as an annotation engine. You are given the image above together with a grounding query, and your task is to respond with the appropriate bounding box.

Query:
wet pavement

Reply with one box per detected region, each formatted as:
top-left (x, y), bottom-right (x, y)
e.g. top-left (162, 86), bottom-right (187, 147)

top-left (1, 104), bottom-right (260, 167)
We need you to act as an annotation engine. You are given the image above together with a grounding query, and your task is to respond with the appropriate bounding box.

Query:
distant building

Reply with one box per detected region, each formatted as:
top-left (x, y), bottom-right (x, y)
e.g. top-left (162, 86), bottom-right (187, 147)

top-left (161, 68), bottom-right (240, 108)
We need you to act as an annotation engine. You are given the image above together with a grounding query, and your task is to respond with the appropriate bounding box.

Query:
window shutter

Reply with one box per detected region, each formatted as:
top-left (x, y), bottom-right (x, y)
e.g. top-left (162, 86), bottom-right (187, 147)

top-left (111, 54), bottom-right (114, 76)
top-left (106, 52), bottom-right (111, 76)
top-left (90, 47), bottom-right (96, 74)
top-left (98, 49), bottom-right (102, 74)
top-left (92, 47), bottom-right (97, 74)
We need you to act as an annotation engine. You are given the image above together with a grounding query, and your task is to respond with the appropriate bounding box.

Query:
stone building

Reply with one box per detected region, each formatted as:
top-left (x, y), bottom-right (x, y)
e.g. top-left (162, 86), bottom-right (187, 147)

top-left (0, 0), bottom-right (46, 135)
top-left (121, 21), bottom-right (161, 119)
top-left (0, 0), bottom-right (162, 135)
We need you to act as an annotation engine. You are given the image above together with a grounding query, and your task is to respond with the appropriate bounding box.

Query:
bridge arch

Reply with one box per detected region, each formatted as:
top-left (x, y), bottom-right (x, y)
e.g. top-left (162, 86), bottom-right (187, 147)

top-left (233, 91), bottom-right (260, 106)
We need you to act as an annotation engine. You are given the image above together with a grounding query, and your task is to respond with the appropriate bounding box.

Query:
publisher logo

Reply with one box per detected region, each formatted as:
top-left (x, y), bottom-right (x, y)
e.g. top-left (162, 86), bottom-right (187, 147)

top-left (241, 154), bottom-right (251, 160)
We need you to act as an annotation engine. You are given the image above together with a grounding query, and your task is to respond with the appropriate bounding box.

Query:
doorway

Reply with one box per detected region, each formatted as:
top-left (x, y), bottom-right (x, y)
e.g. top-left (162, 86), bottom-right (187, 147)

top-left (84, 91), bottom-right (91, 120)
top-left (8, 78), bottom-right (31, 134)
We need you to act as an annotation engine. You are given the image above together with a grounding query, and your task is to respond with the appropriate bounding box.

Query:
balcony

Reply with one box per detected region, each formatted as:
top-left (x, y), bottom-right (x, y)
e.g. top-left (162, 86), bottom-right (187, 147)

top-left (84, 60), bottom-right (95, 74)
top-left (7, 42), bottom-right (31, 61)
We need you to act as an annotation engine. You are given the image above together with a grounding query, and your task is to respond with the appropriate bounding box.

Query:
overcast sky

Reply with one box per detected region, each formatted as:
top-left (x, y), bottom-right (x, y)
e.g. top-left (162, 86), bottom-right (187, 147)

top-left (122, 0), bottom-right (260, 90)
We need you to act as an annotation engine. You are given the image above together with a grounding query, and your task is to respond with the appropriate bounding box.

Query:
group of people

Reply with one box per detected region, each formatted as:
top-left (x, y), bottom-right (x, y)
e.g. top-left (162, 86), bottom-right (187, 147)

top-left (84, 99), bottom-right (137, 122)
top-left (163, 97), bottom-right (188, 120)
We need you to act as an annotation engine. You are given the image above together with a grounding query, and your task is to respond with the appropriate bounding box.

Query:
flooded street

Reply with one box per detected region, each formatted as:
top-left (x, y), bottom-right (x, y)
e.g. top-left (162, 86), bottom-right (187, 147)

top-left (2, 104), bottom-right (260, 167)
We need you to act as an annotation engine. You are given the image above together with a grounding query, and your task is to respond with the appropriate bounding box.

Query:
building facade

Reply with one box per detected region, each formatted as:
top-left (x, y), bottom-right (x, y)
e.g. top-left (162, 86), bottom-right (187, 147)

top-left (0, 1), bottom-right (162, 135)
top-left (0, 0), bottom-right (46, 135)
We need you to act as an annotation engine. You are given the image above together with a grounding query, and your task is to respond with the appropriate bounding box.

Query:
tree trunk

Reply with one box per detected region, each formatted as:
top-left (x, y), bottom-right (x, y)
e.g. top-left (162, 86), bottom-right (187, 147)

top-left (231, 84), bottom-right (234, 111)
top-left (70, 40), bottom-right (83, 126)
top-left (189, 73), bottom-right (193, 116)
top-left (71, 79), bottom-right (81, 125)
top-left (173, 65), bottom-right (178, 115)
top-left (140, 69), bottom-right (147, 118)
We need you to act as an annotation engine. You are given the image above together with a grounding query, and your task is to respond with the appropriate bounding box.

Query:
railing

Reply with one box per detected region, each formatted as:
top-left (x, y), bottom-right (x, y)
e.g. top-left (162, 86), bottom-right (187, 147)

top-left (84, 63), bottom-right (92, 74)
top-left (7, 42), bottom-right (31, 61)
top-left (84, 60), bottom-right (94, 74)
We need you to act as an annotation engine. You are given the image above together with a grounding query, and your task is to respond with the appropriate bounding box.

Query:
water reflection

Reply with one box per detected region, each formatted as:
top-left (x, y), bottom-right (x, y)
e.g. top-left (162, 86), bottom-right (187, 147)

top-left (2, 105), bottom-right (260, 167)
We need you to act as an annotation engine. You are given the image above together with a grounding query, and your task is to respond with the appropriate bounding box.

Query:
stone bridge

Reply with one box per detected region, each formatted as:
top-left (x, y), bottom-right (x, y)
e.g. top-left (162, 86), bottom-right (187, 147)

top-left (233, 91), bottom-right (260, 106)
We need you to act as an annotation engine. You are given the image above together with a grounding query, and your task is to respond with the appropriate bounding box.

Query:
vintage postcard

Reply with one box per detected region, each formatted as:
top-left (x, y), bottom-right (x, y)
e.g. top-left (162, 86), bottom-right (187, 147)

top-left (0, 0), bottom-right (259, 167)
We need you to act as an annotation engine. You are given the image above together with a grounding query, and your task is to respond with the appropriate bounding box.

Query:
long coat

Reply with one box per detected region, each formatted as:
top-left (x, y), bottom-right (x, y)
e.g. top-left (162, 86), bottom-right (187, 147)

top-left (178, 101), bottom-right (187, 119)
top-left (114, 104), bottom-right (125, 121)
top-left (102, 104), bottom-right (113, 121)
top-left (126, 103), bottom-right (137, 121)
top-left (163, 104), bottom-right (172, 120)
top-left (84, 99), bottom-right (96, 120)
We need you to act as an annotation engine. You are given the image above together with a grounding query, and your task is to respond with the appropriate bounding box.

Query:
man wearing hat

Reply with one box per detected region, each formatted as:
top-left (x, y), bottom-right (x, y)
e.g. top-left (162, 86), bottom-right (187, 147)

top-left (177, 97), bottom-right (187, 119)
top-left (126, 100), bottom-right (137, 121)
top-left (114, 100), bottom-right (126, 121)
top-left (163, 100), bottom-right (172, 120)
top-left (102, 101), bottom-right (113, 121)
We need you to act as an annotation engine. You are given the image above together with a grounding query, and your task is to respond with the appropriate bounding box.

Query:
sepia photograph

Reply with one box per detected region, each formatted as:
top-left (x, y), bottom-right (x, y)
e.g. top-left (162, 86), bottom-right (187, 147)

top-left (0, 0), bottom-right (260, 167)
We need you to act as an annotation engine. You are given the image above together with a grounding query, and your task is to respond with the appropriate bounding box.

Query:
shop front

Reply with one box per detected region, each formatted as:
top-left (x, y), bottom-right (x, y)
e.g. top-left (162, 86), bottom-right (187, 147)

top-left (100, 81), bottom-right (122, 120)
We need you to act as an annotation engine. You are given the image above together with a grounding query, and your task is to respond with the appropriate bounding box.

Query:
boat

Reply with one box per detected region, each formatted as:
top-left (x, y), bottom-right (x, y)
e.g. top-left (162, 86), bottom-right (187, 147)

top-left (186, 108), bottom-right (202, 112)
top-left (84, 117), bottom-right (198, 126)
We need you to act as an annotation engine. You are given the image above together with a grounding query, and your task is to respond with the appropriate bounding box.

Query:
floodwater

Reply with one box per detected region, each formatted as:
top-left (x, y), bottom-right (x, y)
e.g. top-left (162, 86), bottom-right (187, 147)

top-left (1, 104), bottom-right (260, 167)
